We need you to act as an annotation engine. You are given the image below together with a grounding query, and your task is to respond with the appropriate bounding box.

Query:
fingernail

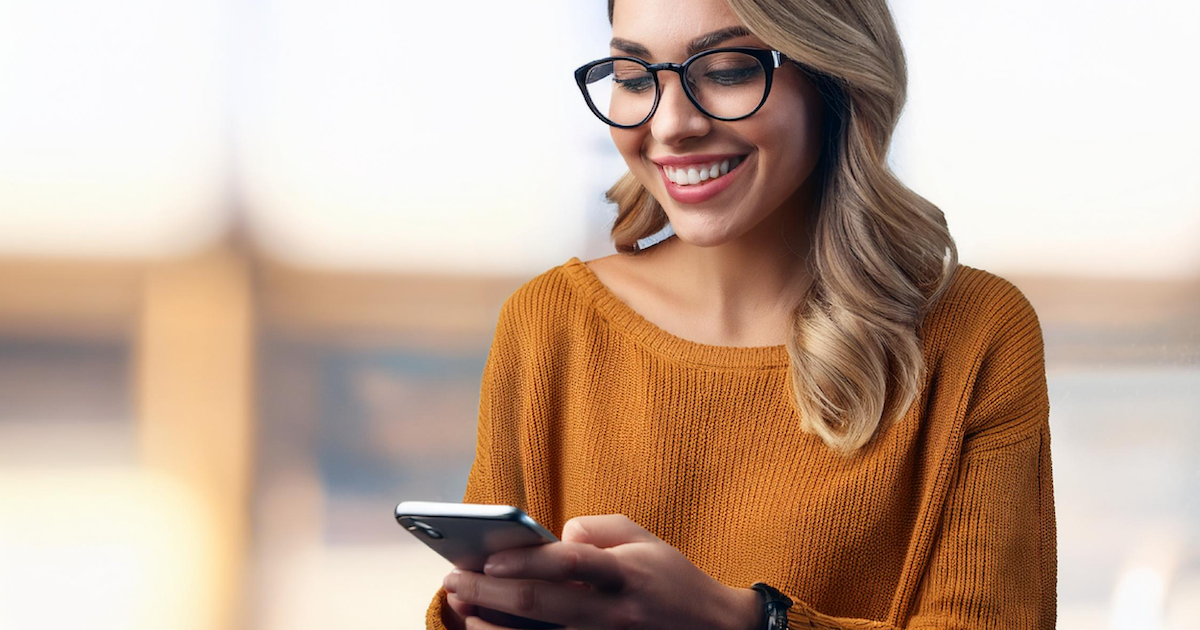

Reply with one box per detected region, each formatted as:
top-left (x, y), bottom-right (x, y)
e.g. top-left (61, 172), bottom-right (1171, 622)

top-left (443, 569), bottom-right (461, 592)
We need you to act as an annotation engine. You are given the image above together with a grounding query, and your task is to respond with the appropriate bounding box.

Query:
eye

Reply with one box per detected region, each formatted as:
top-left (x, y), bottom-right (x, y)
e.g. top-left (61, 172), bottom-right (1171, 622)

top-left (614, 75), bottom-right (654, 94)
top-left (690, 51), bottom-right (766, 87)
top-left (703, 65), bottom-right (762, 86)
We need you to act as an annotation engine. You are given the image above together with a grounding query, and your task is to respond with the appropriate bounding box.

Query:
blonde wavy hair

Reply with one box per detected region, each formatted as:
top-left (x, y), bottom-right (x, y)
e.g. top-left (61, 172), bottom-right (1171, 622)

top-left (605, 0), bottom-right (959, 456)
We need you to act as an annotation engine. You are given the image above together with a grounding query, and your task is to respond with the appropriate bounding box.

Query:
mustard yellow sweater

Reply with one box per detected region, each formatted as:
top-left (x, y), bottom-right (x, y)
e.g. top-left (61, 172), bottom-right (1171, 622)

top-left (426, 257), bottom-right (1056, 629)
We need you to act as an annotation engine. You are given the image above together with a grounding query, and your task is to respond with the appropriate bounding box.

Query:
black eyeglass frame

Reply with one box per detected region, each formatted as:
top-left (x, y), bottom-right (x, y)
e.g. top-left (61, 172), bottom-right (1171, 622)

top-left (573, 47), bottom-right (790, 129)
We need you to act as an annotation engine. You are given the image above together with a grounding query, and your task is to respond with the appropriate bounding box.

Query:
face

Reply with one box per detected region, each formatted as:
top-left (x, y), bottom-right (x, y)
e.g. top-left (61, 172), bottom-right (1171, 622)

top-left (609, 0), bottom-right (825, 249)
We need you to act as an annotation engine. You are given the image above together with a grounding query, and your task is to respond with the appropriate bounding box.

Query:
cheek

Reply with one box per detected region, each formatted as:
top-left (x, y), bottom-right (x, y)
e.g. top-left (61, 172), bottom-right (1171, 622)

top-left (761, 105), bottom-right (822, 172)
top-left (611, 128), bottom-right (653, 176)
top-left (610, 128), bottom-right (638, 159)
top-left (756, 74), bottom-right (825, 168)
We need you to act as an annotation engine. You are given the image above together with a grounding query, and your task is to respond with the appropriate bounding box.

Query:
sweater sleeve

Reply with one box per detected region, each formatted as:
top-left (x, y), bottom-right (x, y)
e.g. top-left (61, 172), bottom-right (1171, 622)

top-left (425, 297), bottom-right (533, 630)
top-left (776, 289), bottom-right (1057, 630)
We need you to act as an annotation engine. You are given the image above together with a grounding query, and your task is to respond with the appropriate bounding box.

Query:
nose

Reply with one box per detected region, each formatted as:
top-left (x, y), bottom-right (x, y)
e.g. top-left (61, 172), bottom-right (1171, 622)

top-left (649, 71), bottom-right (712, 145)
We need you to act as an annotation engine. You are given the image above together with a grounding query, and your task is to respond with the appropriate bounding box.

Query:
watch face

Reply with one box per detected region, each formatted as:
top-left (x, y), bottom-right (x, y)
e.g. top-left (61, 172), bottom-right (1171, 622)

top-left (751, 583), bottom-right (793, 629)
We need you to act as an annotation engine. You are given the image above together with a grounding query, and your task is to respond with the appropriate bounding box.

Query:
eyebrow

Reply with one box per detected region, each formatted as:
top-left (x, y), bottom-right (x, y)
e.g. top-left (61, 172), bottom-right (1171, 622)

top-left (610, 25), bottom-right (755, 60)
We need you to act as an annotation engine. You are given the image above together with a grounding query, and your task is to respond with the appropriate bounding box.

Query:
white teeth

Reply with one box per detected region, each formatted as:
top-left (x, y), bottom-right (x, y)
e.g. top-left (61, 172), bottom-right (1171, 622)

top-left (665, 157), bottom-right (744, 187)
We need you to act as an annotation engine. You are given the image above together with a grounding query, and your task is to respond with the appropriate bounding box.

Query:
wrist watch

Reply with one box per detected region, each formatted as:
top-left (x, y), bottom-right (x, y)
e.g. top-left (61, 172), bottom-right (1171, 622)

top-left (750, 582), bottom-right (793, 630)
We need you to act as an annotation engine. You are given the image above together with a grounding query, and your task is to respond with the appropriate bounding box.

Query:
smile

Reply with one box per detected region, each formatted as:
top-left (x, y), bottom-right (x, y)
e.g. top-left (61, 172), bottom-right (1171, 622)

top-left (662, 156), bottom-right (745, 186)
top-left (655, 153), bottom-right (750, 204)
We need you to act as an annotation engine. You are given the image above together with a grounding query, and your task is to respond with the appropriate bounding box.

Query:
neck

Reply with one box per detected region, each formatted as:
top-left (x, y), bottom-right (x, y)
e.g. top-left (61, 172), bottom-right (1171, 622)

top-left (645, 188), bottom-right (816, 341)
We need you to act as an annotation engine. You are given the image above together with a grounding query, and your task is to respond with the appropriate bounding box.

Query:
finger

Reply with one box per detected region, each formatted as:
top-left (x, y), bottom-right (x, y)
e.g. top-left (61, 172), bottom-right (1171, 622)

top-left (445, 592), bottom-right (477, 618)
top-left (465, 613), bottom-right (574, 630)
top-left (451, 570), bottom-right (600, 627)
top-left (560, 514), bottom-right (657, 548)
top-left (463, 615), bottom-right (526, 630)
top-left (463, 615), bottom-right (502, 630)
top-left (478, 606), bottom-right (571, 629)
top-left (485, 542), bottom-right (624, 592)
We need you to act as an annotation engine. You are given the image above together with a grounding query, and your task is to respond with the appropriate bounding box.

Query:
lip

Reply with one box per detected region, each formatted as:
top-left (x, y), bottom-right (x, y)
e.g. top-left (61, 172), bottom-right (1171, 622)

top-left (650, 153), bottom-right (745, 167)
top-left (655, 153), bottom-right (750, 205)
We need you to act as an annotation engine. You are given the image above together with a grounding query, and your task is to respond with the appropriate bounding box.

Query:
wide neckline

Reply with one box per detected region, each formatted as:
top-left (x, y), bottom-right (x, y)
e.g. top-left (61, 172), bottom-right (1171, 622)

top-left (560, 256), bottom-right (791, 370)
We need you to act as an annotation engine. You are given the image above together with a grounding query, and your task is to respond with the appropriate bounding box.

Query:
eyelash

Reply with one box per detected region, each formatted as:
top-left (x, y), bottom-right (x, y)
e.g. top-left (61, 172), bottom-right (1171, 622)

top-left (614, 76), bottom-right (654, 94)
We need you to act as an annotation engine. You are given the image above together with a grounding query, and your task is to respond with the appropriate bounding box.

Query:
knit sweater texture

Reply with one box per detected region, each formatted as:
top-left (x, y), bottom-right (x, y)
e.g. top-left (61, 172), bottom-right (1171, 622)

top-left (425, 256), bottom-right (1056, 629)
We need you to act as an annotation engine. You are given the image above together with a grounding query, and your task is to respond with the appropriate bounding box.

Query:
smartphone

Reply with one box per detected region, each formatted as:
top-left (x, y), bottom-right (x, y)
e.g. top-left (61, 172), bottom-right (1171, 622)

top-left (396, 501), bottom-right (563, 630)
top-left (396, 501), bottom-right (559, 571)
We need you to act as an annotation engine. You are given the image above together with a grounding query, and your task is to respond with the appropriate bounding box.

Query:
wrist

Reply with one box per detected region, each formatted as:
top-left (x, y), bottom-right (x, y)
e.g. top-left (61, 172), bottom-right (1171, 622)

top-left (722, 586), bottom-right (764, 630)
top-left (749, 583), bottom-right (793, 630)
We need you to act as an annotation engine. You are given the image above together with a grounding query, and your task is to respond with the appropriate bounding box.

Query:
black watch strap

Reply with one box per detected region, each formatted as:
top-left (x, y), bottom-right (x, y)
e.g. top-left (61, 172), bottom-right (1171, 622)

top-left (751, 582), bottom-right (793, 630)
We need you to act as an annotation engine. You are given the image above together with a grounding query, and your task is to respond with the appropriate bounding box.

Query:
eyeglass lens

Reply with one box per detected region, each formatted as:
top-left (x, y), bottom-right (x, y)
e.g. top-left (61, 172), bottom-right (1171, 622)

top-left (582, 51), bottom-right (768, 127)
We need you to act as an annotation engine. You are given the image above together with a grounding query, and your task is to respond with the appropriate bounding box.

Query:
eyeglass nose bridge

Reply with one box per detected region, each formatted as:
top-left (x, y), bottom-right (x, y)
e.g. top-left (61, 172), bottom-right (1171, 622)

top-left (640, 61), bottom-right (699, 124)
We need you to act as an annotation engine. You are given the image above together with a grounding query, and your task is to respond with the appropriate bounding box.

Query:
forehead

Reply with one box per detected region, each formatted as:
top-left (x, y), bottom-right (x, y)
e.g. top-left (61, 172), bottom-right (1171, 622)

top-left (611, 0), bottom-right (759, 58)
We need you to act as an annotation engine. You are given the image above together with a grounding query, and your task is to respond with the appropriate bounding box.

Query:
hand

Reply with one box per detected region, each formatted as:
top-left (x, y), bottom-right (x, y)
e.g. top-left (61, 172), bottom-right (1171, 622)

top-left (441, 514), bottom-right (762, 630)
top-left (443, 588), bottom-right (475, 630)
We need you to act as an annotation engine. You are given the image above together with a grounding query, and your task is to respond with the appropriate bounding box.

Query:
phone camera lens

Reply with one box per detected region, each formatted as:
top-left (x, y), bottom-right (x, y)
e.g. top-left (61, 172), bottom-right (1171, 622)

top-left (413, 520), bottom-right (444, 539)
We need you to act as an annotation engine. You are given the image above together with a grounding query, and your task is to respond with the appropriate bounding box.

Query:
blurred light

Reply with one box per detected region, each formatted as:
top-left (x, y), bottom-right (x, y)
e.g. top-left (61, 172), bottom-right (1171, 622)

top-left (237, 0), bottom-right (601, 275)
top-left (0, 470), bottom-right (217, 630)
top-left (1111, 566), bottom-right (1168, 630)
top-left (260, 543), bottom-right (446, 630)
top-left (1164, 573), bottom-right (1200, 630)
top-left (891, 0), bottom-right (1200, 279)
top-left (0, 0), bottom-right (231, 258)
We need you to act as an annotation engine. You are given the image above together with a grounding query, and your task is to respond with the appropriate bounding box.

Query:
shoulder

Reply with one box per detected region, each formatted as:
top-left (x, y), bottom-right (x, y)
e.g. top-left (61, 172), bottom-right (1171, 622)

top-left (923, 264), bottom-right (1048, 439)
top-left (499, 259), bottom-right (582, 318)
top-left (933, 263), bottom-right (1039, 325)
top-left (491, 257), bottom-right (597, 348)
top-left (922, 263), bottom-right (1042, 351)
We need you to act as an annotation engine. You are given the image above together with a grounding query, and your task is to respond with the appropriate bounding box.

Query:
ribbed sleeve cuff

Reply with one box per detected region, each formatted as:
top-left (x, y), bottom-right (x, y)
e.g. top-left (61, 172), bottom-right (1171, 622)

top-left (425, 585), bottom-right (451, 630)
top-left (786, 597), bottom-right (897, 630)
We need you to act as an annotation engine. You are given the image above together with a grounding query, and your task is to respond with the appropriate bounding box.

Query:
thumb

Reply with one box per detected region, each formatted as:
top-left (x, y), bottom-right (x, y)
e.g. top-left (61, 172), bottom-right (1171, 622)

top-left (561, 514), bottom-right (658, 548)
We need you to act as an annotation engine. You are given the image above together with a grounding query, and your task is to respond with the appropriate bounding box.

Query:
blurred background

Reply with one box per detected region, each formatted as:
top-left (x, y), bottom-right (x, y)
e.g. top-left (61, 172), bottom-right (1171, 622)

top-left (0, 0), bottom-right (1197, 629)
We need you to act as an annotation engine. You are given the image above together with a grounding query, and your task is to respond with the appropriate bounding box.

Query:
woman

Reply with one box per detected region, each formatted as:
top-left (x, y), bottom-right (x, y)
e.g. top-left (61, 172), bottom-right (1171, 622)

top-left (429, 0), bottom-right (1056, 628)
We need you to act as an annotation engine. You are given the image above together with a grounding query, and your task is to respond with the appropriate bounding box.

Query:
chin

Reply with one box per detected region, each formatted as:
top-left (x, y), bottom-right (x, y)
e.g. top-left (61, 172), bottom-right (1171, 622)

top-left (663, 220), bottom-right (740, 249)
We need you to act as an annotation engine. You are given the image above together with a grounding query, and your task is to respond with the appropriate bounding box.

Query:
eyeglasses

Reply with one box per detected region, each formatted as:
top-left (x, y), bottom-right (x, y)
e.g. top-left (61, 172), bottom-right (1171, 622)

top-left (573, 47), bottom-right (788, 128)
